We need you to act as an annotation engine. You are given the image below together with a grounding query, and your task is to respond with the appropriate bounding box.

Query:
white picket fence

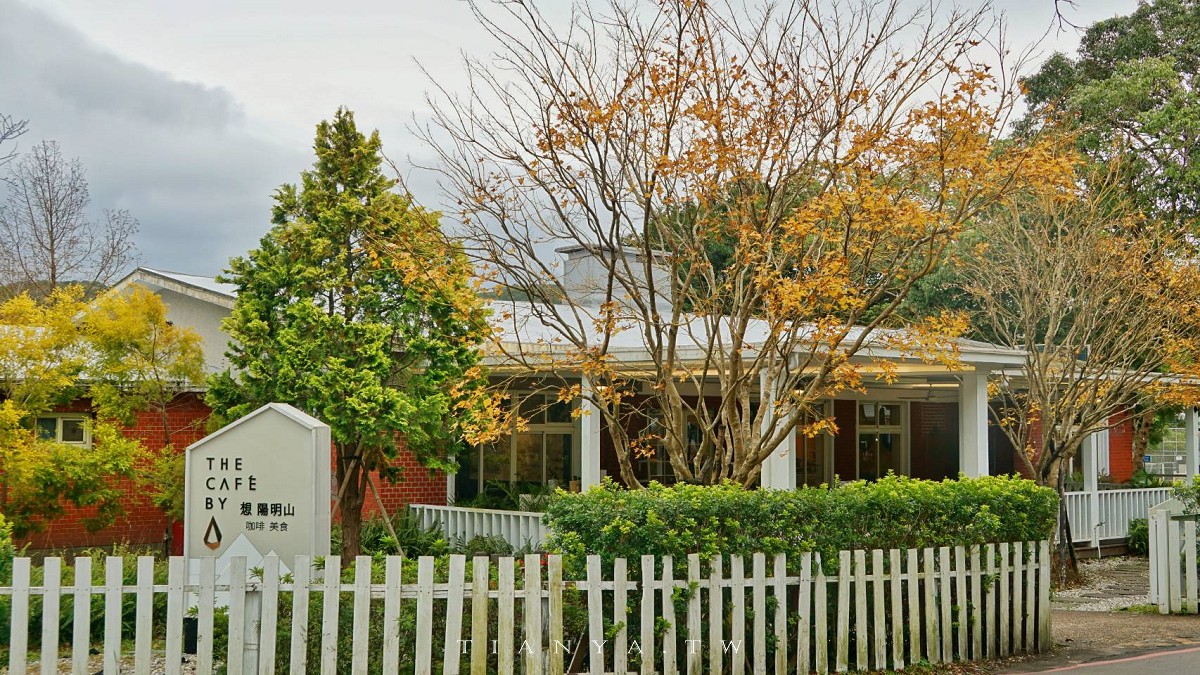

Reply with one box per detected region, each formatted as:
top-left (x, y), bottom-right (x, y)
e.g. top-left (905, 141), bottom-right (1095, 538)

top-left (1063, 487), bottom-right (1172, 544)
top-left (3, 541), bottom-right (1051, 674)
top-left (410, 503), bottom-right (549, 550)
top-left (1148, 498), bottom-right (1200, 614)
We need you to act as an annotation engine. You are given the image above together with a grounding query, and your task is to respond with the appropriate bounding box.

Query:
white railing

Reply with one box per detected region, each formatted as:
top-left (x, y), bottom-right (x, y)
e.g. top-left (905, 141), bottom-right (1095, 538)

top-left (409, 503), bottom-right (549, 551)
top-left (1063, 487), bottom-right (1173, 543)
top-left (2, 543), bottom-right (1052, 674)
top-left (1148, 498), bottom-right (1200, 614)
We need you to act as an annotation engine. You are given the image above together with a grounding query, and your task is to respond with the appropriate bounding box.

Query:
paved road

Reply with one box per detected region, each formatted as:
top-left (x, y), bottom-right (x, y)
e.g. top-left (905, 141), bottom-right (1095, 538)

top-left (1033, 645), bottom-right (1200, 672)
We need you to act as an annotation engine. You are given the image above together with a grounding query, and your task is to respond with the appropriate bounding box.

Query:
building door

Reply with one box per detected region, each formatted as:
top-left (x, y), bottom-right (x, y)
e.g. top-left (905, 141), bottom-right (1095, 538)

top-left (857, 402), bottom-right (904, 481)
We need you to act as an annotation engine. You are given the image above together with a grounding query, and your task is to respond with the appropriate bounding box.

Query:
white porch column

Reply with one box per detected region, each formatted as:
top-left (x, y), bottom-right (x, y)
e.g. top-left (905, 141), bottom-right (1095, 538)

top-left (958, 370), bottom-right (990, 477)
top-left (580, 375), bottom-right (603, 489)
top-left (1081, 432), bottom-right (1101, 548)
top-left (759, 370), bottom-right (797, 490)
top-left (1186, 406), bottom-right (1198, 484)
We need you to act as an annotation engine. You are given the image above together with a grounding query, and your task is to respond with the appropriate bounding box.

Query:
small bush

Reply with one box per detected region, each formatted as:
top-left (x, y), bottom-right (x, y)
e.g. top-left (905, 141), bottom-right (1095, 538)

top-left (1127, 518), bottom-right (1149, 556)
top-left (544, 474), bottom-right (1058, 575)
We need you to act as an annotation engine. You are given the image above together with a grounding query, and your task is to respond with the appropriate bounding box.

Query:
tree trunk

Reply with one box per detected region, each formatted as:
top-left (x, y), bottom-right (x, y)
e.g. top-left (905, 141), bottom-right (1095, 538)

top-left (1132, 409), bottom-right (1154, 474)
top-left (1054, 460), bottom-right (1080, 587)
top-left (336, 453), bottom-right (367, 561)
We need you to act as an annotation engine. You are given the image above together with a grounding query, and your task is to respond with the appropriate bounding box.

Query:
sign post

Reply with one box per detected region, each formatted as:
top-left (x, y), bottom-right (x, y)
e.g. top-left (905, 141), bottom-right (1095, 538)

top-left (184, 403), bottom-right (331, 673)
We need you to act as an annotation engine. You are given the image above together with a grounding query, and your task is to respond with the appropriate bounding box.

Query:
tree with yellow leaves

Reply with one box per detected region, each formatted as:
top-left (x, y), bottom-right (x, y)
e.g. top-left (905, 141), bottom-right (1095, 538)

top-left (427, 0), bottom-right (1076, 487)
top-left (0, 286), bottom-right (205, 537)
top-left (962, 160), bottom-right (1200, 581)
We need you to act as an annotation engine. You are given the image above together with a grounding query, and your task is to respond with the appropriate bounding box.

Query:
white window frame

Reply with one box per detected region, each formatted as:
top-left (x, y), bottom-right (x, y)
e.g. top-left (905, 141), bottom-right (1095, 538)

top-left (855, 401), bottom-right (907, 480)
top-left (35, 414), bottom-right (92, 448)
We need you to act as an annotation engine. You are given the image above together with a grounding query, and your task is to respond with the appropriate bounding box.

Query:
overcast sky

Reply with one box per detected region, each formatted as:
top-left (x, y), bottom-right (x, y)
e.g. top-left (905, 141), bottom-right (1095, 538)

top-left (1, 0), bottom-right (1138, 277)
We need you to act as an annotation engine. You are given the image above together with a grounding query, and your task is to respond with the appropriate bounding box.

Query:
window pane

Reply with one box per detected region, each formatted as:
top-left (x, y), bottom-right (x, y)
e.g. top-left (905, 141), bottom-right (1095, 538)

top-left (877, 404), bottom-right (901, 427)
top-left (518, 395), bottom-right (545, 425)
top-left (36, 417), bottom-right (57, 441)
top-left (61, 418), bottom-right (86, 443)
top-left (879, 433), bottom-right (899, 476)
top-left (545, 399), bottom-right (572, 424)
top-left (545, 433), bottom-right (571, 486)
top-left (798, 434), bottom-right (825, 487)
top-left (859, 403), bottom-right (876, 425)
top-left (481, 440), bottom-right (510, 482)
top-left (513, 433), bottom-right (543, 482)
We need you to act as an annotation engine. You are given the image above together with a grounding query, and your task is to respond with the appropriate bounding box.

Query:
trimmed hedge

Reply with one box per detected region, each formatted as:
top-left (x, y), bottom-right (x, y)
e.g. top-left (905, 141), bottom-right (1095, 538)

top-left (544, 474), bottom-right (1057, 574)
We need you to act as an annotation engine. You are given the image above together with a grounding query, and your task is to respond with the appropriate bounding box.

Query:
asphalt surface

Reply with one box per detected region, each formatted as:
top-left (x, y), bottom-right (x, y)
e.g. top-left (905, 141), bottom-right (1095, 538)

top-left (1034, 645), bottom-right (1200, 673)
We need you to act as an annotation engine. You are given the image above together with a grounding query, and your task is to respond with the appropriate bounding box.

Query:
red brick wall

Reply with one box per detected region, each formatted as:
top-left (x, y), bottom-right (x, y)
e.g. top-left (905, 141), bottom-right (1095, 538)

top-left (1108, 411), bottom-right (1135, 483)
top-left (909, 402), bottom-right (959, 480)
top-left (15, 395), bottom-right (452, 553)
top-left (17, 393), bottom-right (211, 552)
top-left (833, 400), bottom-right (857, 479)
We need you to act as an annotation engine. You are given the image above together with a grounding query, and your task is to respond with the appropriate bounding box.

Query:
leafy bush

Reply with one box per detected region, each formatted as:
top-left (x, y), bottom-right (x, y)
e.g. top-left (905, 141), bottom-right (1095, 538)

top-left (1174, 476), bottom-right (1200, 513)
top-left (331, 510), bottom-right (450, 558)
top-left (545, 474), bottom-right (1058, 575)
top-left (1127, 518), bottom-right (1149, 556)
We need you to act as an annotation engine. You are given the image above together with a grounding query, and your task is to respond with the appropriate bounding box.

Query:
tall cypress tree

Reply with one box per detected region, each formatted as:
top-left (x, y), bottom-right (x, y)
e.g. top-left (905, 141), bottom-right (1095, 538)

top-left (208, 108), bottom-right (491, 559)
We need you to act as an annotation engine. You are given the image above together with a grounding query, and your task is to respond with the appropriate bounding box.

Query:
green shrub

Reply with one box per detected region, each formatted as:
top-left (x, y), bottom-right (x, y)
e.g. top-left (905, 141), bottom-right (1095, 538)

top-left (1174, 476), bottom-right (1200, 514)
top-left (1127, 518), bottom-right (1149, 556)
top-left (544, 474), bottom-right (1058, 576)
top-left (331, 510), bottom-right (450, 558)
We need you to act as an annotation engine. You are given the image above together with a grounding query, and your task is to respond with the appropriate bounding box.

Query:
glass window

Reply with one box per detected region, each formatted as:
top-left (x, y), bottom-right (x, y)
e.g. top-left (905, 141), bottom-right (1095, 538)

top-left (35, 416), bottom-right (90, 446)
top-left (856, 401), bottom-right (903, 481)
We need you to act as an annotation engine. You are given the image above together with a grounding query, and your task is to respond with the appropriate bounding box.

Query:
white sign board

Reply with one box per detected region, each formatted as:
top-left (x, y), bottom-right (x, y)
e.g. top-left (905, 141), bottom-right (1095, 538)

top-left (184, 402), bottom-right (331, 566)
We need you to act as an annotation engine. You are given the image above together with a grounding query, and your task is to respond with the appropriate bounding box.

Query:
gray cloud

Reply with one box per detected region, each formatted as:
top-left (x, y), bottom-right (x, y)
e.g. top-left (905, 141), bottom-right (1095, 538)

top-left (0, 0), bottom-right (308, 276)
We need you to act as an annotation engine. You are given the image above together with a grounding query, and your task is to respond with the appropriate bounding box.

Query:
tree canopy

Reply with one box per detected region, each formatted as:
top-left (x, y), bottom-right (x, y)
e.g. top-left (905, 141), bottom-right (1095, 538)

top-left (208, 108), bottom-right (495, 560)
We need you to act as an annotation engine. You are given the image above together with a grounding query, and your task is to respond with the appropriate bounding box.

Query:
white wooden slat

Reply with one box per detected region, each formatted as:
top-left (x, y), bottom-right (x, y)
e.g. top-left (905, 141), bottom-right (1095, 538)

top-left (1038, 541), bottom-right (1052, 651)
top-left (985, 544), bottom-right (997, 660)
top-left (320, 555), bottom-right (341, 675)
top-left (548, 555), bottom-right (565, 675)
top-left (853, 550), bottom-right (867, 670)
top-left (8, 557), bottom-right (30, 675)
top-left (470, 556), bottom-right (488, 675)
top-left (999, 544), bottom-right (1010, 657)
top-left (444, 555), bottom-right (467, 675)
top-left (814, 554), bottom-right (828, 675)
top-left (663, 555), bottom-right (677, 675)
top-left (39, 557), bottom-right (61, 675)
top-left (730, 555), bottom-right (746, 675)
top-left (415, 556), bottom-right (436, 675)
top-left (1169, 518), bottom-right (1184, 613)
top-left (938, 547), bottom-right (952, 662)
top-left (1187, 522), bottom-right (1198, 614)
top-left (352, 556), bottom-right (372, 674)
top-left (1012, 542), bottom-right (1024, 652)
top-left (288, 556), bottom-right (312, 675)
top-left (1024, 541), bottom-right (1037, 653)
top-left (497, 556), bottom-right (515, 675)
top-left (524, 553), bottom-right (543, 675)
top-left (104, 556), bottom-right (124, 675)
top-left (871, 549), bottom-right (886, 671)
top-left (586, 555), bottom-right (604, 675)
top-left (687, 555), bottom-right (702, 675)
top-left (198, 556), bottom-right (216, 675)
top-left (135, 556), bottom-right (155, 674)
top-left (922, 548), bottom-right (938, 665)
top-left (709, 556), bottom-right (724, 675)
top-left (835, 550), bottom-right (850, 673)
top-left (888, 549), bottom-right (903, 672)
top-left (797, 552), bottom-right (812, 675)
top-left (905, 548), bottom-right (919, 668)
top-left (970, 545), bottom-right (982, 660)
top-left (772, 553), bottom-right (787, 675)
top-left (70, 557), bottom-right (92, 675)
top-left (614, 557), bottom-right (629, 675)
top-left (752, 553), bottom-right (766, 675)
top-left (228, 556), bottom-right (247, 675)
top-left (955, 546), bottom-right (967, 661)
top-left (259, 555), bottom-right (280, 675)
top-left (642, 555), bottom-right (657, 675)
top-left (165, 557), bottom-right (185, 675)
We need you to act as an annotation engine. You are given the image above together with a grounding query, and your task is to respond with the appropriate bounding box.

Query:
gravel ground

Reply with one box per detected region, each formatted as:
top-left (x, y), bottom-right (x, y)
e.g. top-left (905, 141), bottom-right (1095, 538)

top-left (1053, 556), bottom-right (1150, 612)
